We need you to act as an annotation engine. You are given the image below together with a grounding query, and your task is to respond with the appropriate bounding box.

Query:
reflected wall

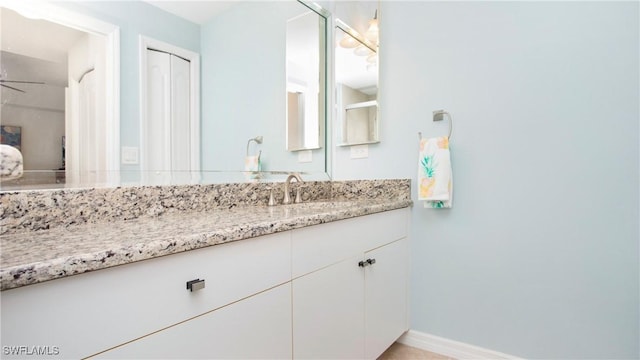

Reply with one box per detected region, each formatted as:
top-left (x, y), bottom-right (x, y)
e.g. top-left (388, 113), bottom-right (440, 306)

top-left (200, 1), bottom-right (326, 174)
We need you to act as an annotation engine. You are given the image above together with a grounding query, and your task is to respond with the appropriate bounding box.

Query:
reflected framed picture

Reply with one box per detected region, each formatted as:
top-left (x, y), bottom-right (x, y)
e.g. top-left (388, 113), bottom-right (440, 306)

top-left (0, 125), bottom-right (22, 151)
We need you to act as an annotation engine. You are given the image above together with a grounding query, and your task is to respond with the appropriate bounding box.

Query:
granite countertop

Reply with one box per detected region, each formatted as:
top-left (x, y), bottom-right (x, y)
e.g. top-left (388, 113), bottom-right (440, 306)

top-left (0, 199), bottom-right (411, 291)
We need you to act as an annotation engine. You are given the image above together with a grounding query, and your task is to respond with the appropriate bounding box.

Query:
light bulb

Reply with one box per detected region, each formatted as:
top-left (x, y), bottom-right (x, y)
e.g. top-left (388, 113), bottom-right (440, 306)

top-left (365, 19), bottom-right (379, 43)
top-left (339, 34), bottom-right (359, 49)
top-left (365, 10), bottom-right (379, 44)
top-left (354, 45), bottom-right (373, 57)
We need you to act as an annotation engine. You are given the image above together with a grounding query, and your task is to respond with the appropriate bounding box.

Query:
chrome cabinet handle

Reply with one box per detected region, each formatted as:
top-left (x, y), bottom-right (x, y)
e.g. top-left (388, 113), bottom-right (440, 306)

top-left (186, 279), bottom-right (205, 292)
top-left (358, 258), bottom-right (376, 268)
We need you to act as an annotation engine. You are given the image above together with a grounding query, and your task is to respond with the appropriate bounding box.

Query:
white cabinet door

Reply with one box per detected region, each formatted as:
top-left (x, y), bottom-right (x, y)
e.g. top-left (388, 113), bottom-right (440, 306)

top-left (364, 238), bottom-right (409, 359)
top-left (292, 256), bottom-right (365, 359)
top-left (93, 283), bottom-right (292, 359)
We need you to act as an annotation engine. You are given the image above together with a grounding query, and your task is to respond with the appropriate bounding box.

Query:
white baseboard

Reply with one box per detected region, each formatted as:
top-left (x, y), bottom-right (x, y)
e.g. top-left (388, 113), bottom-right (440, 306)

top-left (398, 330), bottom-right (524, 360)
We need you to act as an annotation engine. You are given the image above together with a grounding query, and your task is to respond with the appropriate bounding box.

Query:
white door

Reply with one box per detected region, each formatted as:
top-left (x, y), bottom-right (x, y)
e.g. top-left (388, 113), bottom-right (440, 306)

top-left (78, 71), bottom-right (99, 178)
top-left (67, 70), bottom-right (104, 185)
top-left (144, 49), bottom-right (191, 184)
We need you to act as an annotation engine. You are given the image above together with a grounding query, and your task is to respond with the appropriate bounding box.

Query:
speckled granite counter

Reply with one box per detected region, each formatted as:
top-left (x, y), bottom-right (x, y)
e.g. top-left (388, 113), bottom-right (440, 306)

top-left (1, 180), bottom-right (411, 290)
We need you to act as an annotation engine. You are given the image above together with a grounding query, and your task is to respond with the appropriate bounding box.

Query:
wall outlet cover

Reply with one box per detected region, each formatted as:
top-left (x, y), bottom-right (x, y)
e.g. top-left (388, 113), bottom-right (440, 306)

top-left (297, 150), bottom-right (313, 163)
top-left (350, 145), bottom-right (369, 159)
top-left (121, 146), bottom-right (139, 165)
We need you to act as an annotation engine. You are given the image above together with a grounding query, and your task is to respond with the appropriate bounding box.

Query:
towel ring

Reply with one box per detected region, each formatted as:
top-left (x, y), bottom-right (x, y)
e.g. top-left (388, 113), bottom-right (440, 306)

top-left (418, 110), bottom-right (453, 140)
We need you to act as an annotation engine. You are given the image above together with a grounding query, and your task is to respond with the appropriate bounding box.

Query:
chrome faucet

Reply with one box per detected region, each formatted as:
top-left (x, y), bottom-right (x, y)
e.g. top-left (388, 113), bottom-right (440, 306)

top-left (283, 173), bottom-right (304, 204)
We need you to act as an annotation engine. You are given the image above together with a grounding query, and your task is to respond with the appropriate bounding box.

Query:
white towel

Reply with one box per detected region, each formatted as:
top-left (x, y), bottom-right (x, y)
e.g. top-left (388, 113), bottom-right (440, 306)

top-left (244, 151), bottom-right (262, 181)
top-left (418, 136), bottom-right (453, 208)
top-left (244, 155), bottom-right (260, 172)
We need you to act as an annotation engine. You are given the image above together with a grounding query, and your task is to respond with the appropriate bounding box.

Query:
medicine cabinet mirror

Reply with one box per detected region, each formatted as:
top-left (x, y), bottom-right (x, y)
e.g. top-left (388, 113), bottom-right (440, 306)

top-left (335, 19), bottom-right (379, 146)
top-left (285, 3), bottom-right (326, 152)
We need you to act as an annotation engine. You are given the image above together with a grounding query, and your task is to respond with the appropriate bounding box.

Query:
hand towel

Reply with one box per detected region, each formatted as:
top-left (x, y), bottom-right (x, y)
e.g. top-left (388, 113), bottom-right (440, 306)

top-left (418, 136), bottom-right (453, 208)
top-left (244, 155), bottom-right (260, 173)
top-left (244, 151), bottom-right (262, 181)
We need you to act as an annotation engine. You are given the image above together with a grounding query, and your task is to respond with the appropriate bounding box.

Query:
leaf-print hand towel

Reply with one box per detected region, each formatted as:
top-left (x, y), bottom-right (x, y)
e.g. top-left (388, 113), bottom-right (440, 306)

top-left (418, 136), bottom-right (453, 208)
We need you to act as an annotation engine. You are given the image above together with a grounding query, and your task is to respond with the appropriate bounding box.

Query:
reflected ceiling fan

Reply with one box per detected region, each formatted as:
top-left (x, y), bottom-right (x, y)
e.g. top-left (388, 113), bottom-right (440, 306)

top-left (0, 79), bottom-right (46, 93)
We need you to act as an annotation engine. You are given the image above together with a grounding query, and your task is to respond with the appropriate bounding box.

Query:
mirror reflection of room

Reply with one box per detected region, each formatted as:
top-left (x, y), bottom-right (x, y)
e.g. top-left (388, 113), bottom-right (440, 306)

top-left (335, 16), bottom-right (379, 146)
top-left (0, 0), bottom-right (330, 191)
top-left (285, 9), bottom-right (322, 152)
top-left (0, 7), bottom-right (109, 186)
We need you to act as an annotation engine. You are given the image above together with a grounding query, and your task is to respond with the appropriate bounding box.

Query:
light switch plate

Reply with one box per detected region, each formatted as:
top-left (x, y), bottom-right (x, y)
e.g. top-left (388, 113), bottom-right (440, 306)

top-left (350, 144), bottom-right (369, 159)
top-left (298, 150), bottom-right (312, 163)
top-left (121, 146), bottom-right (139, 165)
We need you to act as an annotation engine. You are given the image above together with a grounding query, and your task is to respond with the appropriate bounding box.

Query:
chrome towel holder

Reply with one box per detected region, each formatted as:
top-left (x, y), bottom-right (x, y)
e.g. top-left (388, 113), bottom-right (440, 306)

top-left (418, 110), bottom-right (453, 140)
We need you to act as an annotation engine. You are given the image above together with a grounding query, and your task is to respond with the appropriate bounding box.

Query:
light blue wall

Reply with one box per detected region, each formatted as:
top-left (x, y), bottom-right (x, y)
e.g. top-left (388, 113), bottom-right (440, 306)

top-left (332, 1), bottom-right (639, 358)
top-left (54, 1), bottom-right (200, 171)
top-left (200, 2), bottom-right (326, 173)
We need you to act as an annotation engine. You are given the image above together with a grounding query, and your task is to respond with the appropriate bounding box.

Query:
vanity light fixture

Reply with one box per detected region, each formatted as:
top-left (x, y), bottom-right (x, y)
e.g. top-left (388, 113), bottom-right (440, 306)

top-left (337, 10), bottom-right (379, 58)
top-left (365, 10), bottom-right (379, 45)
top-left (354, 44), bottom-right (373, 57)
top-left (339, 34), bottom-right (359, 48)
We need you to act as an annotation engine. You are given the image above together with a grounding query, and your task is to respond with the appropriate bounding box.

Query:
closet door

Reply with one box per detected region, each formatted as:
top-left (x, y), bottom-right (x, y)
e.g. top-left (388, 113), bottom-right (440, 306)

top-left (144, 50), bottom-right (191, 183)
top-left (145, 49), bottom-right (171, 176)
top-left (170, 54), bottom-right (190, 173)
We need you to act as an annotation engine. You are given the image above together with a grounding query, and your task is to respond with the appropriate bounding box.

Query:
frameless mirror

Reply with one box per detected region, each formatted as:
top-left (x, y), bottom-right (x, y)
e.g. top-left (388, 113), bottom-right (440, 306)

top-left (335, 18), bottom-right (379, 146)
top-left (0, 0), bottom-right (331, 192)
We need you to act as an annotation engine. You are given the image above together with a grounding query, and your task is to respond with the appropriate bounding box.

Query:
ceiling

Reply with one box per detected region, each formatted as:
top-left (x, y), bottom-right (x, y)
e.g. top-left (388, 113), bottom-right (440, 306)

top-left (0, 7), bottom-right (85, 64)
top-left (0, 6), bottom-right (87, 88)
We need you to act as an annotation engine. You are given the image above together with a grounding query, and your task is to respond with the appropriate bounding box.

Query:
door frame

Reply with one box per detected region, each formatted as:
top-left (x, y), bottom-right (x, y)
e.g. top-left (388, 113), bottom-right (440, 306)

top-left (139, 36), bottom-right (201, 173)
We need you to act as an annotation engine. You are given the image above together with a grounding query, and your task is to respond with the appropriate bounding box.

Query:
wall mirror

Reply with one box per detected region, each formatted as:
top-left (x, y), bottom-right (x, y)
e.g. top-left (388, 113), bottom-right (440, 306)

top-left (0, 0), bottom-right (330, 192)
top-left (335, 18), bottom-right (379, 146)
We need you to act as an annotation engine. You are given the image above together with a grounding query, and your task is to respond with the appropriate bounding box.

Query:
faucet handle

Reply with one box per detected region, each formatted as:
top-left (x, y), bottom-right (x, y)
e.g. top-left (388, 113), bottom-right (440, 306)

top-left (283, 188), bottom-right (291, 205)
top-left (294, 188), bottom-right (302, 204)
top-left (268, 189), bottom-right (276, 206)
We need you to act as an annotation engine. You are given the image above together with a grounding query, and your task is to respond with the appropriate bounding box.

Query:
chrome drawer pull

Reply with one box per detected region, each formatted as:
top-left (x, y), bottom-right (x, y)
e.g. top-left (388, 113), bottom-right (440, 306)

top-left (186, 279), bottom-right (205, 292)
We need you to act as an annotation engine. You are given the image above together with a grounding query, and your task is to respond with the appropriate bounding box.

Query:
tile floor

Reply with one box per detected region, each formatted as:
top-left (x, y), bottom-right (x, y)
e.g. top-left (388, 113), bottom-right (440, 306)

top-left (378, 342), bottom-right (455, 360)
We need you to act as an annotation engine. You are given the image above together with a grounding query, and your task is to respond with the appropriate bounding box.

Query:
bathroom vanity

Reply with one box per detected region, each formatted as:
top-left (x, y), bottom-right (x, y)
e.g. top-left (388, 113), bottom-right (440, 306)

top-left (0, 180), bottom-right (411, 359)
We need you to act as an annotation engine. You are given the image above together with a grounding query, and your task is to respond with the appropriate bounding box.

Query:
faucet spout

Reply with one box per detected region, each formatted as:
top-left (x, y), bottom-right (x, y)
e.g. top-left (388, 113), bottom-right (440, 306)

top-left (283, 173), bottom-right (304, 204)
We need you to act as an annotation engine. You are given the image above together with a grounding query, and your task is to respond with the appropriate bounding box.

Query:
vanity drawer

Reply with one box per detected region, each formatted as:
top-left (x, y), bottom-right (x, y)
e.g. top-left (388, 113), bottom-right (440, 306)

top-left (291, 208), bottom-right (408, 278)
top-left (0, 232), bottom-right (291, 359)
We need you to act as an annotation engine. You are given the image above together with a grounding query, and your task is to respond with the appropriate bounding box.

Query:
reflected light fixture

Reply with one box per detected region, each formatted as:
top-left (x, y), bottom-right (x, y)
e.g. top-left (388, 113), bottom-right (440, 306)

top-left (354, 44), bottom-right (373, 57)
top-left (339, 33), bottom-right (359, 48)
top-left (365, 10), bottom-right (379, 45)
